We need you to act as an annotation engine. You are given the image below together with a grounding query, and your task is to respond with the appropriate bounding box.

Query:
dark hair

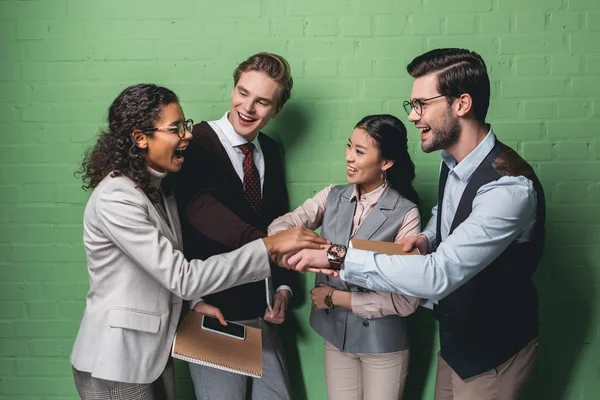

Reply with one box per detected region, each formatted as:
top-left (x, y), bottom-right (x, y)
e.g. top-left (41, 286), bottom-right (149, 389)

top-left (407, 48), bottom-right (490, 123)
top-left (77, 83), bottom-right (179, 202)
top-left (233, 52), bottom-right (293, 108)
top-left (355, 114), bottom-right (420, 207)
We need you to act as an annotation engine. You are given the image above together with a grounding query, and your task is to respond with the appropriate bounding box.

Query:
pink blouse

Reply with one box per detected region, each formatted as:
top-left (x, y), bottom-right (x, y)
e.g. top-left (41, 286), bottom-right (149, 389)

top-left (268, 184), bottom-right (422, 319)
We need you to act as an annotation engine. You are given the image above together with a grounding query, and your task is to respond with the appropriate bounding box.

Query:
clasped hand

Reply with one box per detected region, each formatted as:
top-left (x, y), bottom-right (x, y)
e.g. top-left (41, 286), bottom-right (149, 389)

top-left (266, 231), bottom-right (427, 276)
top-left (273, 244), bottom-right (339, 277)
top-left (262, 227), bottom-right (336, 275)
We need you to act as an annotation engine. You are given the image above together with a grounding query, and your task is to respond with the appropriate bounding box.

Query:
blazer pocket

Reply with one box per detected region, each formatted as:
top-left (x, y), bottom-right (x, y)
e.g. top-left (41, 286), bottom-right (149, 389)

top-left (108, 308), bottom-right (161, 333)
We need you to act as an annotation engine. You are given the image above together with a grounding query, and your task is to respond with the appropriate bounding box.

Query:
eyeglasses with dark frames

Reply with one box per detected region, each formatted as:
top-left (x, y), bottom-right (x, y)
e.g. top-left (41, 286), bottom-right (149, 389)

top-left (143, 119), bottom-right (194, 139)
top-left (403, 94), bottom-right (448, 116)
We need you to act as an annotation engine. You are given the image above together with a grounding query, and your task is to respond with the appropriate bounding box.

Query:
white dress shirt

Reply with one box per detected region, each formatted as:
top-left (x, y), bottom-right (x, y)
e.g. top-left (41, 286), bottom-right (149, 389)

top-left (340, 127), bottom-right (538, 301)
top-left (209, 113), bottom-right (265, 193)
top-left (208, 112), bottom-right (291, 296)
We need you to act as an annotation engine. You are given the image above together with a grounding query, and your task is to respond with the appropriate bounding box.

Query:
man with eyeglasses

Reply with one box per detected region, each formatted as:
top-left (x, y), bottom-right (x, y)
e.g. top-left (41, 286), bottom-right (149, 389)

top-left (287, 48), bottom-right (545, 400)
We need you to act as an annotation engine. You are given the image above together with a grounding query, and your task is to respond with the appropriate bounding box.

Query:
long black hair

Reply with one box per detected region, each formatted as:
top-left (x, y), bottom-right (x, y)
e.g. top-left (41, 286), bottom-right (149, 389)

top-left (355, 114), bottom-right (420, 206)
top-left (77, 83), bottom-right (179, 202)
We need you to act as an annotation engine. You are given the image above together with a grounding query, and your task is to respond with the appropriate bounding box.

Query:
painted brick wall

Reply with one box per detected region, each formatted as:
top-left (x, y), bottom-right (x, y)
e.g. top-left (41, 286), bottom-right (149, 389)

top-left (1, 0), bottom-right (599, 399)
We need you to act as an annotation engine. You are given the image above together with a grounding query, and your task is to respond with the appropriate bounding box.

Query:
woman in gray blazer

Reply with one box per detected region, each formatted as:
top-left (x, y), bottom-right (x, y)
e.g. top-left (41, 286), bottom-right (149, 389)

top-left (70, 83), bottom-right (326, 399)
top-left (269, 115), bottom-right (422, 400)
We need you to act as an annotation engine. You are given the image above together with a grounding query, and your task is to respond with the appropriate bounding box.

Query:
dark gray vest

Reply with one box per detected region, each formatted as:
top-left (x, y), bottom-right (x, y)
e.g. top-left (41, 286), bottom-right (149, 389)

top-left (309, 184), bottom-right (417, 353)
top-left (433, 139), bottom-right (545, 379)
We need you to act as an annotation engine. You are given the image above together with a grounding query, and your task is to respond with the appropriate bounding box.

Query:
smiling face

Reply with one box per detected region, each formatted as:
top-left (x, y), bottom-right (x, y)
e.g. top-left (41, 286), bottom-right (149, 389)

top-left (228, 70), bottom-right (281, 141)
top-left (134, 102), bottom-right (192, 173)
top-left (408, 73), bottom-right (461, 153)
top-left (345, 128), bottom-right (393, 194)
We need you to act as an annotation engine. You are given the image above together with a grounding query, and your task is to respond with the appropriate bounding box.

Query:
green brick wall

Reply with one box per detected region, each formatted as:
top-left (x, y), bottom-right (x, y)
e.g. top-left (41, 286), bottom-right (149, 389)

top-left (1, 0), bottom-right (599, 399)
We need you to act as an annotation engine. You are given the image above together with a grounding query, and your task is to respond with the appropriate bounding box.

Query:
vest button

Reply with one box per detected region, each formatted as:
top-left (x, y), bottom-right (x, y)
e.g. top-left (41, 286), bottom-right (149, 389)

top-left (325, 309), bottom-right (330, 315)
top-left (362, 320), bottom-right (369, 327)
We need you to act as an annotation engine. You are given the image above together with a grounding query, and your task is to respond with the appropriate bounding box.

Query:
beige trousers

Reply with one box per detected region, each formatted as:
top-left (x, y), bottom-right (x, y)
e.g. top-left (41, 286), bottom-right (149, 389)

top-left (434, 337), bottom-right (539, 400)
top-left (324, 341), bottom-right (410, 400)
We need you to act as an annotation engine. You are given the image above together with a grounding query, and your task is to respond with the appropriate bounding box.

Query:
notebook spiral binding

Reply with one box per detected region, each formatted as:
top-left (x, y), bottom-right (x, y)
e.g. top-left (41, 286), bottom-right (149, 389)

top-left (171, 339), bottom-right (262, 379)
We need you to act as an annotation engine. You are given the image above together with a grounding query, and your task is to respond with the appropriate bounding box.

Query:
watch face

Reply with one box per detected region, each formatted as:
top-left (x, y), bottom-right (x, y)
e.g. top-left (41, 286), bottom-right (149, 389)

top-left (334, 245), bottom-right (346, 259)
top-left (324, 295), bottom-right (334, 308)
top-left (328, 244), bottom-right (347, 261)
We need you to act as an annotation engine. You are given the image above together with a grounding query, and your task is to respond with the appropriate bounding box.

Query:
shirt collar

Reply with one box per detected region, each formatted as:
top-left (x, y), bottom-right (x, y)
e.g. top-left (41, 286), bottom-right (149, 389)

top-left (441, 125), bottom-right (496, 182)
top-left (213, 112), bottom-right (262, 152)
top-left (350, 182), bottom-right (388, 205)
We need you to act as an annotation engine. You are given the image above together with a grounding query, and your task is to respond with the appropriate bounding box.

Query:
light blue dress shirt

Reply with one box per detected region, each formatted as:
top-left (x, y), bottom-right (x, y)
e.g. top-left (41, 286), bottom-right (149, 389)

top-left (341, 127), bottom-right (538, 301)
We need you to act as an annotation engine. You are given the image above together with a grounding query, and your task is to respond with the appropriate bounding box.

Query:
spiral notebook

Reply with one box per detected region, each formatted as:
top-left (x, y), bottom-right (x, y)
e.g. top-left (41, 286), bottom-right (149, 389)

top-left (171, 311), bottom-right (262, 378)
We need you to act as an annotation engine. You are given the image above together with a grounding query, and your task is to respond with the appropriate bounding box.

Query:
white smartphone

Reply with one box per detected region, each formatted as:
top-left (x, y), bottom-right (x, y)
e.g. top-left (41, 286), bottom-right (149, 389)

top-left (265, 277), bottom-right (274, 312)
top-left (201, 315), bottom-right (246, 341)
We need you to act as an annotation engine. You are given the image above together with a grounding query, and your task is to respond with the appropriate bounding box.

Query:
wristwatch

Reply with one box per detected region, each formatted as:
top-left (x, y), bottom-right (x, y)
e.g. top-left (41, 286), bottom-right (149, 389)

top-left (324, 288), bottom-right (336, 308)
top-left (327, 244), bottom-right (347, 270)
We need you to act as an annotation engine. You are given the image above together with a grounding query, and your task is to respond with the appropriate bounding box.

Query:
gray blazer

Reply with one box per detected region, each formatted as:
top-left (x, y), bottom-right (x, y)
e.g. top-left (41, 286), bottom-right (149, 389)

top-left (70, 175), bottom-right (271, 384)
top-left (310, 184), bottom-right (416, 353)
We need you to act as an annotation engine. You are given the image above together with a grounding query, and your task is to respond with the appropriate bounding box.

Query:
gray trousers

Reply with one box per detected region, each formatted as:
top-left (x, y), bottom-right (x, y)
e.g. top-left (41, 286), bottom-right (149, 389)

top-left (189, 318), bottom-right (291, 400)
top-left (72, 358), bottom-right (174, 400)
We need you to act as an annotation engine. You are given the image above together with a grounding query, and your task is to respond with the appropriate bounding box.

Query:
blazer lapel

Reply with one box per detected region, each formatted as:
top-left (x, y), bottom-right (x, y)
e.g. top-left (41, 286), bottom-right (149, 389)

top-left (334, 186), bottom-right (356, 291)
top-left (353, 187), bottom-right (398, 240)
top-left (164, 194), bottom-right (183, 251)
top-left (148, 196), bottom-right (178, 246)
top-left (336, 185), bottom-right (356, 244)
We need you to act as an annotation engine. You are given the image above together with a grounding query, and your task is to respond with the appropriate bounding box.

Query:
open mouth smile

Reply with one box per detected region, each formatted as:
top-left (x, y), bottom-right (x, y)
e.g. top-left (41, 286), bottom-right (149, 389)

top-left (174, 146), bottom-right (186, 159)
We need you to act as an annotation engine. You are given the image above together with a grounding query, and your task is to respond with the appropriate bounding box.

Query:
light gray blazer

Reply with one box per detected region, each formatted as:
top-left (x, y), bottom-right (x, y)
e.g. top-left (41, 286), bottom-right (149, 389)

top-left (70, 175), bottom-right (271, 384)
top-left (310, 184), bottom-right (417, 353)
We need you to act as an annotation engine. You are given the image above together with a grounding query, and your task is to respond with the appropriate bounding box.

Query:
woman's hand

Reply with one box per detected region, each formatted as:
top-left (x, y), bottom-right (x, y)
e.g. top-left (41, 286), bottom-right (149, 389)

top-left (310, 283), bottom-right (334, 310)
top-left (263, 227), bottom-right (329, 264)
top-left (192, 301), bottom-right (227, 326)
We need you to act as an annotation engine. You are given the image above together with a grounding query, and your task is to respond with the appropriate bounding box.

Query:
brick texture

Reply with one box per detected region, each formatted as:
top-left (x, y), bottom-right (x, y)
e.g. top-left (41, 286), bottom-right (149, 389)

top-left (1, 0), bottom-right (599, 399)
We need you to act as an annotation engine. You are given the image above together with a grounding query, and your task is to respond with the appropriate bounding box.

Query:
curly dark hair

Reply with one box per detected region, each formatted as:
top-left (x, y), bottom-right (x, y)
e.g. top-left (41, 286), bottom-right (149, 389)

top-left (355, 114), bottom-right (421, 207)
top-left (77, 83), bottom-right (179, 203)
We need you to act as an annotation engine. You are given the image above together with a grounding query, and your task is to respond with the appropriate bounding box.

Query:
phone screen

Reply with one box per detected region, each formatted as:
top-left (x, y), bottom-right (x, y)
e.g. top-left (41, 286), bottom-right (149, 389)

top-left (201, 315), bottom-right (246, 340)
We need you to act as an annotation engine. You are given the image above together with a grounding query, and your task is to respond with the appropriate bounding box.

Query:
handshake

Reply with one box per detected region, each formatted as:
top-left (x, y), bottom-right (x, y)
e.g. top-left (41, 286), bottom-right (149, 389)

top-left (262, 228), bottom-right (430, 276)
top-left (261, 227), bottom-right (339, 276)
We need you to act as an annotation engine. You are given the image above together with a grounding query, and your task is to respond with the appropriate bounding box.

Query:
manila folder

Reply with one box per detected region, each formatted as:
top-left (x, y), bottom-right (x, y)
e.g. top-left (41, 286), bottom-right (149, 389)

top-left (350, 238), bottom-right (421, 255)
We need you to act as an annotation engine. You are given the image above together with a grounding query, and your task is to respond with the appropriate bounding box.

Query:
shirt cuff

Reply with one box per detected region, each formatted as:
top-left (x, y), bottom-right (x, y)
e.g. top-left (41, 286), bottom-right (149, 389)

top-left (189, 298), bottom-right (204, 310)
top-left (420, 299), bottom-right (435, 309)
top-left (276, 285), bottom-right (293, 297)
top-left (421, 230), bottom-right (436, 252)
top-left (340, 248), bottom-right (371, 287)
top-left (350, 292), bottom-right (379, 319)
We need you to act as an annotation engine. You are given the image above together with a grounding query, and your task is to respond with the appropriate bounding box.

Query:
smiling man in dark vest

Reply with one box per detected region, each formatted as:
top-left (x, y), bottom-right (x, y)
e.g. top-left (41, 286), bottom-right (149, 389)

top-left (288, 48), bottom-right (545, 400)
top-left (174, 52), bottom-right (296, 400)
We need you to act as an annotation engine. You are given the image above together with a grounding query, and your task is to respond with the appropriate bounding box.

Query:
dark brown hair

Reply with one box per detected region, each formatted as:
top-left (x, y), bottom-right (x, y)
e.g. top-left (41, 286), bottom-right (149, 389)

top-left (77, 83), bottom-right (179, 202)
top-left (407, 48), bottom-right (490, 123)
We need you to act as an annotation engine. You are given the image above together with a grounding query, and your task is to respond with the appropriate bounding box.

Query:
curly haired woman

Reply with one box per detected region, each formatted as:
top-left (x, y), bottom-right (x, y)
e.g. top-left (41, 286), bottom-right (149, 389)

top-left (69, 83), bottom-right (326, 399)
